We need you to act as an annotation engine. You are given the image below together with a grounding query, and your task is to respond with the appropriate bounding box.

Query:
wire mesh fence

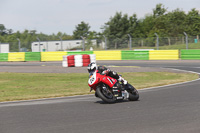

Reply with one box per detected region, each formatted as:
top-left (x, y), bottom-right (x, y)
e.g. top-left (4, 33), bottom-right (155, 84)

top-left (95, 36), bottom-right (199, 50)
top-left (0, 36), bottom-right (199, 52)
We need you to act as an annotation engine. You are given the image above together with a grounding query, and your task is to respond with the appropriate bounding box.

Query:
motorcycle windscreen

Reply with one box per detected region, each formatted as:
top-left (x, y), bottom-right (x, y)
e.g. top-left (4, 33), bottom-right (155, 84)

top-left (89, 70), bottom-right (95, 77)
top-left (88, 71), bottom-right (99, 88)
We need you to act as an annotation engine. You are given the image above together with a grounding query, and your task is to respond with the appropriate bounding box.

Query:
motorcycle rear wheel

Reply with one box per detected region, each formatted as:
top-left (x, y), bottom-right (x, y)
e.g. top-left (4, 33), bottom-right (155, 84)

top-left (96, 86), bottom-right (116, 103)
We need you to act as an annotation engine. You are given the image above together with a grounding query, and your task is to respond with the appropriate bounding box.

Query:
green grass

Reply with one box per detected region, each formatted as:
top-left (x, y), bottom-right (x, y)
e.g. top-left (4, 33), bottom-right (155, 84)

top-left (123, 72), bottom-right (198, 89)
top-left (0, 72), bottom-right (198, 102)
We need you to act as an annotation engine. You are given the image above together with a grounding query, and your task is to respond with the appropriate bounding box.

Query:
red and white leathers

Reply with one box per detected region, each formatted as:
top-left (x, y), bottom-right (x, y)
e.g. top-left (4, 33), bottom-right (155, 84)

top-left (97, 66), bottom-right (128, 85)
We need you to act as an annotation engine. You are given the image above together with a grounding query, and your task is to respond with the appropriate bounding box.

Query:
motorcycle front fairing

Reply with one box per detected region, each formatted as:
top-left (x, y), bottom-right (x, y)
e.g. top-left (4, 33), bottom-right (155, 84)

top-left (88, 70), bottom-right (99, 90)
top-left (88, 70), bottom-right (117, 90)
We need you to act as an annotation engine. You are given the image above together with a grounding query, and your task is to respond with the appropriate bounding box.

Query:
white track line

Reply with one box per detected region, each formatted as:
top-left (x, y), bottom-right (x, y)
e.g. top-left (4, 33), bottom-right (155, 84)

top-left (140, 68), bottom-right (200, 91)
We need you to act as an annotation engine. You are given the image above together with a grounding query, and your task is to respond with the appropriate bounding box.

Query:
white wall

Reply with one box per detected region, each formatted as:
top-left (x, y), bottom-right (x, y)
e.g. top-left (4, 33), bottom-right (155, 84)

top-left (0, 44), bottom-right (9, 53)
top-left (31, 40), bottom-right (97, 52)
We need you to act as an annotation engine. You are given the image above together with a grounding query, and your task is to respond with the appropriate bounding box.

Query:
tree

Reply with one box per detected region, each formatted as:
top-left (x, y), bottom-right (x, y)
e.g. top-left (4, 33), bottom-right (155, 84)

top-left (73, 21), bottom-right (91, 39)
top-left (139, 14), bottom-right (154, 37)
top-left (153, 3), bottom-right (167, 18)
top-left (62, 33), bottom-right (74, 40)
top-left (151, 4), bottom-right (168, 36)
top-left (87, 31), bottom-right (99, 39)
top-left (167, 9), bottom-right (186, 37)
top-left (0, 24), bottom-right (7, 35)
top-left (129, 14), bottom-right (142, 38)
top-left (103, 12), bottom-right (130, 49)
top-left (185, 8), bottom-right (200, 36)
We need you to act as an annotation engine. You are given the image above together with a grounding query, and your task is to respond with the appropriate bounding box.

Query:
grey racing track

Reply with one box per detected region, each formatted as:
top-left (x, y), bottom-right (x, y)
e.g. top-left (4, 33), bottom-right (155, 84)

top-left (0, 60), bottom-right (200, 133)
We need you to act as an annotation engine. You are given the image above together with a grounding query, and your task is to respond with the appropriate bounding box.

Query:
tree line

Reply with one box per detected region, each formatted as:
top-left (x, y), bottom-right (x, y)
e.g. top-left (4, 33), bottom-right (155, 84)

top-left (0, 3), bottom-right (200, 51)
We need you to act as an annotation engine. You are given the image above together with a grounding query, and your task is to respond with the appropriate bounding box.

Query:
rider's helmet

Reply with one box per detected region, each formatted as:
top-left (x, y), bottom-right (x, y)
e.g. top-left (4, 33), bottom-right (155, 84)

top-left (87, 62), bottom-right (97, 73)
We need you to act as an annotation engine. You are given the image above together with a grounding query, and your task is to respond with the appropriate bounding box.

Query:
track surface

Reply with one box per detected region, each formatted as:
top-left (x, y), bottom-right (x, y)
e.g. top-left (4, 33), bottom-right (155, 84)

top-left (0, 60), bottom-right (200, 133)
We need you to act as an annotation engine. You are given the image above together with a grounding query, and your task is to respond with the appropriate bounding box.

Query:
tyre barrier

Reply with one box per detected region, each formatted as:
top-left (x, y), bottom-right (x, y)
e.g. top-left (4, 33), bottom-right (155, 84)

top-left (90, 54), bottom-right (96, 63)
top-left (62, 54), bottom-right (96, 67)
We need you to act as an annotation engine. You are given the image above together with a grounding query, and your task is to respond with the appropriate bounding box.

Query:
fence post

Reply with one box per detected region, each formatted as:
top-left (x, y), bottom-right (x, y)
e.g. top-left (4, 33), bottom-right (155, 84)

top-left (103, 35), bottom-right (107, 50)
top-left (183, 32), bottom-right (188, 50)
top-left (127, 34), bottom-right (132, 50)
top-left (17, 38), bottom-right (21, 52)
top-left (154, 33), bottom-right (159, 50)
top-left (81, 36), bottom-right (85, 51)
top-left (36, 37), bottom-right (41, 52)
top-left (59, 36), bottom-right (63, 51)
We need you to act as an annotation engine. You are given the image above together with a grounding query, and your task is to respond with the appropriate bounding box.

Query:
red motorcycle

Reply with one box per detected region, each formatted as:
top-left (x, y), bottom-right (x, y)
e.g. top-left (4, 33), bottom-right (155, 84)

top-left (88, 70), bottom-right (139, 103)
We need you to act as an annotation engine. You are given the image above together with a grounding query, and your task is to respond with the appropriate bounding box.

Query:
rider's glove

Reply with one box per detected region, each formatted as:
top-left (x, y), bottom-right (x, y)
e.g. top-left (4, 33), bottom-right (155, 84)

top-left (102, 69), bottom-right (110, 75)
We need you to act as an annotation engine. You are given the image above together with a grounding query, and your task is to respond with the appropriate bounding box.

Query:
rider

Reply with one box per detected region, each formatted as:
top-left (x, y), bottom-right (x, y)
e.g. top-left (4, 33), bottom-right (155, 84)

top-left (87, 62), bottom-right (128, 85)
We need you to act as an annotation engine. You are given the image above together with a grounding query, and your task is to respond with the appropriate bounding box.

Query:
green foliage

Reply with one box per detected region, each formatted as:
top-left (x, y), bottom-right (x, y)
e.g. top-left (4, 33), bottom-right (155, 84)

top-left (185, 8), bottom-right (200, 36)
top-left (103, 12), bottom-right (132, 49)
top-left (153, 3), bottom-right (167, 17)
top-left (73, 21), bottom-right (91, 39)
top-left (0, 24), bottom-right (74, 51)
top-left (102, 4), bottom-right (200, 49)
top-left (0, 24), bottom-right (13, 35)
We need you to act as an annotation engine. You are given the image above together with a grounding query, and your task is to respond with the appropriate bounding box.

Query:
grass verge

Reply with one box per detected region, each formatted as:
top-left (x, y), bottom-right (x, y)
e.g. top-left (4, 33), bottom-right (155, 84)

top-left (0, 72), bottom-right (198, 102)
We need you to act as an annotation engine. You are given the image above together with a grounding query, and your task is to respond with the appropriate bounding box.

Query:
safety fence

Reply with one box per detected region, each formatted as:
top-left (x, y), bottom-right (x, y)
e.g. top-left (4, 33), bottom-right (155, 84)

top-left (180, 50), bottom-right (200, 60)
top-left (41, 52), bottom-right (67, 61)
top-left (3, 36), bottom-right (199, 52)
top-left (93, 51), bottom-right (121, 60)
top-left (0, 50), bottom-right (200, 62)
top-left (121, 51), bottom-right (149, 60)
top-left (149, 50), bottom-right (179, 60)
top-left (25, 52), bottom-right (41, 61)
top-left (0, 53), bottom-right (8, 61)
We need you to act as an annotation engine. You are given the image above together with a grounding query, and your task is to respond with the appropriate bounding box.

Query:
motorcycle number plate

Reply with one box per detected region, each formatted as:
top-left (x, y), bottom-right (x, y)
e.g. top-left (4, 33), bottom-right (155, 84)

top-left (88, 73), bottom-right (96, 85)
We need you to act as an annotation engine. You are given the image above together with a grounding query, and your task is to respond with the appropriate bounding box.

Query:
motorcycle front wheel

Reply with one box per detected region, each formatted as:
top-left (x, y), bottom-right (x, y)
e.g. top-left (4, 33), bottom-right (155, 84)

top-left (96, 86), bottom-right (116, 103)
top-left (127, 84), bottom-right (139, 101)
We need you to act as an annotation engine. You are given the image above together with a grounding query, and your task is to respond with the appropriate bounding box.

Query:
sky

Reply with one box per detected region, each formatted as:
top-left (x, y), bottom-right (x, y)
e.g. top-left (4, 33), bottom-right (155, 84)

top-left (0, 0), bottom-right (199, 35)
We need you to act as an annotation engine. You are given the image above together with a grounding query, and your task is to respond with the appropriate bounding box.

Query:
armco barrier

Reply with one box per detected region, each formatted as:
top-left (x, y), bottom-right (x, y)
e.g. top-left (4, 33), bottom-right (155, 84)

top-left (149, 50), bottom-right (179, 60)
top-left (0, 53), bottom-right (8, 62)
top-left (121, 51), bottom-right (149, 60)
top-left (3, 50), bottom-right (200, 62)
top-left (90, 54), bottom-right (96, 63)
top-left (41, 51), bottom-right (67, 61)
top-left (8, 52), bottom-right (25, 61)
top-left (181, 49), bottom-right (200, 60)
top-left (25, 52), bottom-right (41, 61)
top-left (93, 51), bottom-right (121, 60)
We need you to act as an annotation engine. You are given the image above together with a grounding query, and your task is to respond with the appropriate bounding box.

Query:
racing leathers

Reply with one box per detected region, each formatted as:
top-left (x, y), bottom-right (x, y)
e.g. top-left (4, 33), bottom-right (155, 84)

top-left (97, 65), bottom-right (128, 85)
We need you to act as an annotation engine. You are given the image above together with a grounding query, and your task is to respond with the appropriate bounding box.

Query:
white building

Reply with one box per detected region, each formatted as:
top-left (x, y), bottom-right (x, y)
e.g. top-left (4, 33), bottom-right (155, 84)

top-left (31, 39), bottom-right (97, 52)
top-left (0, 43), bottom-right (9, 53)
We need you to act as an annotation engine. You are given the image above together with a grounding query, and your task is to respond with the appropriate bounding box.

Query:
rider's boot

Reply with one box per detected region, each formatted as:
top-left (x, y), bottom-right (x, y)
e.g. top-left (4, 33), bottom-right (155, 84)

top-left (118, 76), bottom-right (128, 85)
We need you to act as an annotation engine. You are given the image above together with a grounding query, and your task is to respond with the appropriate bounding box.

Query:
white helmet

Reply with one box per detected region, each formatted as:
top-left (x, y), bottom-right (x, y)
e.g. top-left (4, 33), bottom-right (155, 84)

top-left (87, 62), bottom-right (97, 73)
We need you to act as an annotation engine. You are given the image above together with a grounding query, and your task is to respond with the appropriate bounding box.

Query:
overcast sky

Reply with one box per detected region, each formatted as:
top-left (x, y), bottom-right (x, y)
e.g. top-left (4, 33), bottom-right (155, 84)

top-left (0, 0), bottom-right (199, 35)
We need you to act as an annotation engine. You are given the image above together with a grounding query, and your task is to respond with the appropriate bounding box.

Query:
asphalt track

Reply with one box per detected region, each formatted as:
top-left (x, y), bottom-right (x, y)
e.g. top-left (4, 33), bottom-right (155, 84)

top-left (0, 60), bottom-right (200, 133)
